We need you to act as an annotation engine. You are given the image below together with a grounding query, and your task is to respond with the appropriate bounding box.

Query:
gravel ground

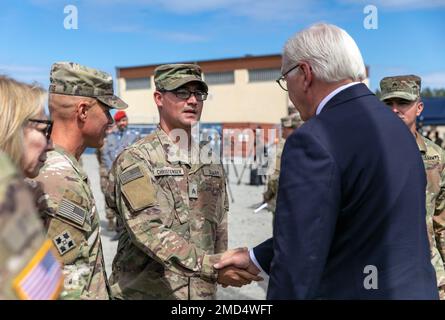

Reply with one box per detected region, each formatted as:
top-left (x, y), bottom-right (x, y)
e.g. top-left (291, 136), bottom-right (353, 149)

top-left (81, 153), bottom-right (272, 300)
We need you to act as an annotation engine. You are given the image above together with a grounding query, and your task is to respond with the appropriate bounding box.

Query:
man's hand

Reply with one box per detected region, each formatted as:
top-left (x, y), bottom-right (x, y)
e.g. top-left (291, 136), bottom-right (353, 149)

top-left (214, 248), bottom-right (262, 288)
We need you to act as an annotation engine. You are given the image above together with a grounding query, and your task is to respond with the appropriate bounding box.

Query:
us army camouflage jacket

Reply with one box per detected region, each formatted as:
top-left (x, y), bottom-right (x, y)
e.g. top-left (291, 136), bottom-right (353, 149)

top-left (417, 133), bottom-right (445, 292)
top-left (32, 146), bottom-right (109, 300)
top-left (106, 127), bottom-right (228, 300)
top-left (0, 152), bottom-right (62, 300)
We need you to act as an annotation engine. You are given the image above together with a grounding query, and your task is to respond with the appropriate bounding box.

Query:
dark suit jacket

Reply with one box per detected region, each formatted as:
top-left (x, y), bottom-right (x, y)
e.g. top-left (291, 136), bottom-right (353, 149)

top-left (254, 84), bottom-right (438, 299)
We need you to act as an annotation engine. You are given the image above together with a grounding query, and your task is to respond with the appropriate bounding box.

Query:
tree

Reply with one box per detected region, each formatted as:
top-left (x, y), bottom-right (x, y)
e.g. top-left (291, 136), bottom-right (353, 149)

top-left (421, 87), bottom-right (445, 97)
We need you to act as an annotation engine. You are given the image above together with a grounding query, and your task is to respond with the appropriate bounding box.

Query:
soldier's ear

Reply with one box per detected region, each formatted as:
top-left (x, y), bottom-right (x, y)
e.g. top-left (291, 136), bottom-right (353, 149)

top-left (416, 100), bottom-right (424, 116)
top-left (77, 101), bottom-right (90, 122)
top-left (154, 91), bottom-right (163, 108)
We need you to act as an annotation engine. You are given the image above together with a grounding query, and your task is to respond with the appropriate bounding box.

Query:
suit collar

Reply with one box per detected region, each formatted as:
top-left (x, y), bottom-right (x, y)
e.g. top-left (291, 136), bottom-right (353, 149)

top-left (319, 83), bottom-right (374, 115)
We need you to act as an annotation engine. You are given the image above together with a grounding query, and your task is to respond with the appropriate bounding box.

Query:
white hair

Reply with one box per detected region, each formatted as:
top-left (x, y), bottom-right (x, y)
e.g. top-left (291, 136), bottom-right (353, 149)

top-left (283, 23), bottom-right (366, 83)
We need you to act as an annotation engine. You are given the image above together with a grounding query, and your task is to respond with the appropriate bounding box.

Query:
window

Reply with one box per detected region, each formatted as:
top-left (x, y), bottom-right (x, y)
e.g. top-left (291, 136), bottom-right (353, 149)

top-left (204, 71), bottom-right (235, 85)
top-left (126, 77), bottom-right (150, 90)
top-left (248, 68), bottom-right (281, 83)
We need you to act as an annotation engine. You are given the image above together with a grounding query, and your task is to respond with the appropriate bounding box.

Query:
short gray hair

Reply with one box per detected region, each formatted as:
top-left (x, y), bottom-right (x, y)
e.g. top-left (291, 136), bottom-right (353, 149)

top-left (283, 23), bottom-right (366, 83)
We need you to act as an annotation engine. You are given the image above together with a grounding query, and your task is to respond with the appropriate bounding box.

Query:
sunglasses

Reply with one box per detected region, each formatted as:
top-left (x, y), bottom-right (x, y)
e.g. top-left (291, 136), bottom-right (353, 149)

top-left (28, 119), bottom-right (53, 142)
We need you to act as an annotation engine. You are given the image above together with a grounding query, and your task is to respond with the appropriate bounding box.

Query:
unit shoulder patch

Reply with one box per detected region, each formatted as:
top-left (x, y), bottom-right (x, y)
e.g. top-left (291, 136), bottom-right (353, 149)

top-left (52, 230), bottom-right (76, 256)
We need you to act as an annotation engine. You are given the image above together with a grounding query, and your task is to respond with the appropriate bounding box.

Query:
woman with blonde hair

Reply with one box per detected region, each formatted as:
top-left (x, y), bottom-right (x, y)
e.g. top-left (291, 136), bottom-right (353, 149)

top-left (0, 75), bottom-right (62, 300)
top-left (0, 75), bottom-right (53, 177)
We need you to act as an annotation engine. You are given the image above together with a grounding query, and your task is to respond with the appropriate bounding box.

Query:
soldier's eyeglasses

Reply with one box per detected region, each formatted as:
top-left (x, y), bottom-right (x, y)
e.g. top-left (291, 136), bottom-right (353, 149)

top-left (276, 64), bottom-right (302, 91)
top-left (163, 89), bottom-right (208, 101)
top-left (28, 119), bottom-right (53, 142)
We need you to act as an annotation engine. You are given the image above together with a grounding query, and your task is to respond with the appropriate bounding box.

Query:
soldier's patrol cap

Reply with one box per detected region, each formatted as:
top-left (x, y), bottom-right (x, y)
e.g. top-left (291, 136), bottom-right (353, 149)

top-left (281, 112), bottom-right (304, 129)
top-left (379, 75), bottom-right (421, 102)
top-left (49, 62), bottom-right (128, 109)
top-left (154, 64), bottom-right (208, 92)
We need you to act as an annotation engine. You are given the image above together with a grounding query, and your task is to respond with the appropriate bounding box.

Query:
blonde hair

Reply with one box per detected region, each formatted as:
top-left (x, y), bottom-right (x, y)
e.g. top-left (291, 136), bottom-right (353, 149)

top-left (0, 75), bottom-right (46, 166)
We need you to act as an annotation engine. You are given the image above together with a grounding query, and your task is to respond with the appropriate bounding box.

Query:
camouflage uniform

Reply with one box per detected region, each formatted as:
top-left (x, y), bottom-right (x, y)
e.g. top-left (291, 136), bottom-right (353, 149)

top-left (33, 146), bottom-right (110, 299)
top-left (263, 113), bottom-right (303, 213)
top-left (416, 133), bottom-right (445, 297)
top-left (0, 152), bottom-right (63, 300)
top-left (30, 62), bottom-right (128, 300)
top-left (107, 64), bottom-right (228, 300)
top-left (380, 75), bottom-right (445, 298)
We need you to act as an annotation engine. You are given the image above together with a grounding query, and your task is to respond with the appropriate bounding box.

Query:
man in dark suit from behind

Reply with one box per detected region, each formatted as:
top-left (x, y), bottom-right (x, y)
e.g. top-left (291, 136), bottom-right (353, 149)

top-left (215, 23), bottom-right (438, 300)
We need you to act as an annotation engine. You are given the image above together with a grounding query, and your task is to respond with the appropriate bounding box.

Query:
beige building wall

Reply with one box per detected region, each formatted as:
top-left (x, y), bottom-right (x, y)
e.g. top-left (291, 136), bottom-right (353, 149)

top-left (202, 69), bottom-right (288, 124)
top-left (117, 77), bottom-right (158, 124)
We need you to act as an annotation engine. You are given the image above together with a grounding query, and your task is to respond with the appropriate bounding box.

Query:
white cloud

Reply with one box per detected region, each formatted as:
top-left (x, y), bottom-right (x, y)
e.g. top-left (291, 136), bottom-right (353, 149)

top-left (421, 72), bottom-right (445, 88)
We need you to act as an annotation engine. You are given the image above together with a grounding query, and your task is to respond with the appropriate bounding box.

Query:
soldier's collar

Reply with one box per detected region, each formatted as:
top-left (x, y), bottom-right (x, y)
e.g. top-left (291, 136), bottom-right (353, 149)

top-left (155, 126), bottom-right (200, 166)
top-left (53, 145), bottom-right (88, 181)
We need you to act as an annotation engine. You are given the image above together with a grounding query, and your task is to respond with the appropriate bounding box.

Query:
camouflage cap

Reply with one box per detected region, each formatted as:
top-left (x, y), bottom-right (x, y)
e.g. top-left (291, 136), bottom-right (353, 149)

top-left (281, 112), bottom-right (304, 129)
top-left (379, 75), bottom-right (421, 102)
top-left (49, 62), bottom-right (128, 109)
top-left (154, 64), bottom-right (208, 92)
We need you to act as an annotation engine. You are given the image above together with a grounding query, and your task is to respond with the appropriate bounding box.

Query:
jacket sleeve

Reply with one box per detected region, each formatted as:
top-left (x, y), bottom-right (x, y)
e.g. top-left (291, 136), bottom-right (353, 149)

top-left (267, 128), bottom-right (341, 299)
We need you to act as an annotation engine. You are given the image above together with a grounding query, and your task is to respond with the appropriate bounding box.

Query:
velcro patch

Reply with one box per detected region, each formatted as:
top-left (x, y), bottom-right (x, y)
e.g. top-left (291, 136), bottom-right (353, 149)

top-left (57, 198), bottom-right (86, 226)
top-left (121, 166), bottom-right (144, 184)
top-left (121, 169), bottom-right (156, 211)
top-left (52, 230), bottom-right (76, 256)
top-left (203, 167), bottom-right (222, 177)
top-left (154, 167), bottom-right (184, 176)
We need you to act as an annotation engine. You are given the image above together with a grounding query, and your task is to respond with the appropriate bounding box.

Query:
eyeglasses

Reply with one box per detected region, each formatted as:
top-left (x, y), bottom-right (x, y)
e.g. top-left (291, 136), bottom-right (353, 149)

top-left (276, 64), bottom-right (301, 91)
top-left (28, 119), bottom-right (53, 142)
top-left (162, 89), bottom-right (208, 101)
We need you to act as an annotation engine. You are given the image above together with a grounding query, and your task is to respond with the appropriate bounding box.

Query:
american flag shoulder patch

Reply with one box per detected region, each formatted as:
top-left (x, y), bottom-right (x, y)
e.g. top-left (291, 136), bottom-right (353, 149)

top-left (120, 166), bottom-right (144, 185)
top-left (12, 239), bottom-right (63, 300)
top-left (57, 198), bottom-right (86, 226)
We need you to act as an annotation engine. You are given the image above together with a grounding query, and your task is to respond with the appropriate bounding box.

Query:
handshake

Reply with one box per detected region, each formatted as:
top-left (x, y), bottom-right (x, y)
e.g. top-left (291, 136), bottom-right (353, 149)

top-left (213, 247), bottom-right (264, 288)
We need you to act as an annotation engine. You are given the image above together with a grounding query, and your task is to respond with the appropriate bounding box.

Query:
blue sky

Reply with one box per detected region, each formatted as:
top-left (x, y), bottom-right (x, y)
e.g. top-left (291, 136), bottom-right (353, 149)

top-left (1, 0), bottom-right (444, 92)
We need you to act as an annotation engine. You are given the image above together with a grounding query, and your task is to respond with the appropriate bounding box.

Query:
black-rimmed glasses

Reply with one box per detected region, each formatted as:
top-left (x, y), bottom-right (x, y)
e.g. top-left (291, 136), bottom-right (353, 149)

top-left (28, 119), bottom-right (53, 142)
top-left (161, 89), bottom-right (208, 101)
top-left (276, 64), bottom-right (301, 91)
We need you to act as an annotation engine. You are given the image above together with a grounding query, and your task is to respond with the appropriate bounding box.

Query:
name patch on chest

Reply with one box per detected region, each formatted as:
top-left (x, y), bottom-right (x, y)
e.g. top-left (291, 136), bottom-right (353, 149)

top-left (203, 167), bottom-right (222, 177)
top-left (423, 154), bottom-right (440, 162)
top-left (154, 167), bottom-right (184, 176)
